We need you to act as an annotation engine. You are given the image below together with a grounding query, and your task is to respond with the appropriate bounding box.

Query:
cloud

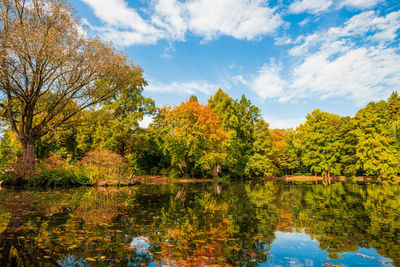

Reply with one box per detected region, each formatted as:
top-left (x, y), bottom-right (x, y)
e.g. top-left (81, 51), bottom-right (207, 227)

top-left (340, 0), bottom-right (381, 9)
top-left (81, 0), bottom-right (283, 46)
top-left (239, 62), bottom-right (287, 100)
top-left (151, 0), bottom-right (187, 41)
top-left (289, 0), bottom-right (333, 14)
top-left (290, 46), bottom-right (400, 105)
top-left (263, 115), bottom-right (305, 129)
top-left (186, 0), bottom-right (283, 41)
top-left (145, 80), bottom-right (220, 96)
top-left (139, 115), bottom-right (154, 128)
top-left (289, 0), bottom-right (382, 14)
top-left (239, 10), bottom-right (400, 106)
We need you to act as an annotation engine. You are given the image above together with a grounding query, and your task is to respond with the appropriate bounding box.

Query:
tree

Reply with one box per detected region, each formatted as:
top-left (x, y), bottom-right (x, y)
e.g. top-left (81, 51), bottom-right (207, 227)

top-left (208, 89), bottom-right (261, 176)
top-left (352, 101), bottom-right (400, 180)
top-left (0, 0), bottom-right (146, 163)
top-left (244, 120), bottom-right (275, 177)
top-left (270, 129), bottom-right (300, 175)
top-left (387, 91), bottom-right (400, 145)
top-left (294, 110), bottom-right (344, 182)
top-left (154, 98), bottom-right (228, 177)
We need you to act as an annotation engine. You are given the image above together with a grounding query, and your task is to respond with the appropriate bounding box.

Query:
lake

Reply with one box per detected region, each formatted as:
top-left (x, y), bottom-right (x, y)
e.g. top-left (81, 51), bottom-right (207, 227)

top-left (0, 181), bottom-right (399, 266)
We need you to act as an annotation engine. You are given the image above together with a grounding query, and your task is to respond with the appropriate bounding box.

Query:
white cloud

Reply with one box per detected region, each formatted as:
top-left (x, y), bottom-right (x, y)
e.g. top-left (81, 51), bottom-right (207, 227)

top-left (81, 0), bottom-right (165, 45)
top-left (151, 0), bottom-right (187, 41)
top-left (289, 0), bottom-right (381, 14)
top-left (186, 0), bottom-right (283, 41)
top-left (139, 115), bottom-right (154, 128)
top-left (239, 10), bottom-right (400, 106)
top-left (244, 63), bottom-right (287, 100)
top-left (81, 0), bottom-right (283, 46)
top-left (289, 0), bottom-right (333, 14)
top-left (145, 80), bottom-right (219, 96)
top-left (340, 0), bottom-right (381, 9)
top-left (263, 115), bottom-right (305, 129)
top-left (290, 46), bottom-right (400, 105)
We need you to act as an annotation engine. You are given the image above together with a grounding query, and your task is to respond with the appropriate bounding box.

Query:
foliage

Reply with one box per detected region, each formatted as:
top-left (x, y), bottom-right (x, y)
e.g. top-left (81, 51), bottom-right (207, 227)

top-left (351, 101), bottom-right (400, 180)
top-left (208, 89), bottom-right (262, 176)
top-left (271, 129), bottom-right (300, 175)
top-left (0, 0), bottom-right (147, 163)
top-left (294, 110), bottom-right (344, 180)
top-left (154, 98), bottom-right (228, 177)
top-left (244, 120), bottom-right (275, 177)
top-left (80, 148), bottom-right (128, 183)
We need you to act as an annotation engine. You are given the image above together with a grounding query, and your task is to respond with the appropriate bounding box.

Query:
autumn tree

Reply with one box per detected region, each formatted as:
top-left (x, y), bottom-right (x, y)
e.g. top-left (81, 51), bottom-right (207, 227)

top-left (0, 0), bottom-right (146, 163)
top-left (270, 129), bottom-right (300, 175)
top-left (154, 98), bottom-right (228, 177)
top-left (388, 91), bottom-right (400, 145)
top-left (294, 110), bottom-right (344, 182)
top-left (244, 120), bottom-right (275, 177)
top-left (208, 89), bottom-right (261, 176)
top-left (351, 101), bottom-right (400, 180)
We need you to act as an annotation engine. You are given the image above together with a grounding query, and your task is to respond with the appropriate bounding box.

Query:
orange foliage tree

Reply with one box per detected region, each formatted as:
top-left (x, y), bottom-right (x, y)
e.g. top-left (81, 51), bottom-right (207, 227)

top-left (154, 98), bottom-right (228, 177)
top-left (270, 129), bottom-right (300, 175)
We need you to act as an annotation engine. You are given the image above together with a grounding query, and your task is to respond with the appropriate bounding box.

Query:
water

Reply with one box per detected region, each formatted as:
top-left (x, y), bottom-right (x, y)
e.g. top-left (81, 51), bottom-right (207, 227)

top-left (0, 181), bottom-right (398, 266)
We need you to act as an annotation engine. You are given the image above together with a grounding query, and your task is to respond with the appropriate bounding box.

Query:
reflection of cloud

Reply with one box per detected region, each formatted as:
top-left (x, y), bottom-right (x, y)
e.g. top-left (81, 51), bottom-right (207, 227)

top-left (130, 236), bottom-right (150, 253)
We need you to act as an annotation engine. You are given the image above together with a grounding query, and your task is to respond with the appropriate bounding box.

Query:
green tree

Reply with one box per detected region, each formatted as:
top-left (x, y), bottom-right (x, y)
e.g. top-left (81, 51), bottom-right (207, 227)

top-left (0, 0), bottom-right (146, 164)
top-left (352, 101), bottom-right (400, 180)
top-left (208, 89), bottom-right (261, 176)
top-left (294, 110), bottom-right (344, 181)
top-left (245, 120), bottom-right (275, 177)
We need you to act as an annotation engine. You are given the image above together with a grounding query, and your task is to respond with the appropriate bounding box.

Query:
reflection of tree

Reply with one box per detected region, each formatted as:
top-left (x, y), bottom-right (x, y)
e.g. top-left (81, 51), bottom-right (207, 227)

top-left (0, 183), bottom-right (399, 266)
top-left (0, 192), bottom-right (60, 266)
top-left (294, 184), bottom-right (369, 259)
top-left (292, 183), bottom-right (400, 265)
top-left (362, 184), bottom-right (400, 266)
top-left (146, 183), bottom-right (279, 266)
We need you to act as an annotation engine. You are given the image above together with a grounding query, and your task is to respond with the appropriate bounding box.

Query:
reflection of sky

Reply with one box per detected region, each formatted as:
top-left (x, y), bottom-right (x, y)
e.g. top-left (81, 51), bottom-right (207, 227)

top-left (261, 231), bottom-right (393, 267)
top-left (130, 236), bottom-right (150, 253)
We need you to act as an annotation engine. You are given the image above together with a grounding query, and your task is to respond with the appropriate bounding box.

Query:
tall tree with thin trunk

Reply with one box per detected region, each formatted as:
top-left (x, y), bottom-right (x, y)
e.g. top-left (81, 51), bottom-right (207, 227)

top-left (0, 0), bottom-right (146, 164)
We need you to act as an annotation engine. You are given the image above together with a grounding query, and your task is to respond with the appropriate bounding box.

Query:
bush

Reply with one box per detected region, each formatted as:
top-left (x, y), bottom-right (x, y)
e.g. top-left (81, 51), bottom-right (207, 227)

top-left (80, 148), bottom-right (128, 183)
top-left (28, 168), bottom-right (91, 187)
top-left (168, 168), bottom-right (182, 178)
top-left (0, 161), bottom-right (36, 185)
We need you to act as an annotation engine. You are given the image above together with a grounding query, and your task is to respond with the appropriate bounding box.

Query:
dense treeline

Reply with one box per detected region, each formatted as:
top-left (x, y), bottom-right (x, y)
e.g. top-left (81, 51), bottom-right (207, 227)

top-left (1, 88), bottom-right (400, 183)
top-left (1, 0), bottom-right (399, 185)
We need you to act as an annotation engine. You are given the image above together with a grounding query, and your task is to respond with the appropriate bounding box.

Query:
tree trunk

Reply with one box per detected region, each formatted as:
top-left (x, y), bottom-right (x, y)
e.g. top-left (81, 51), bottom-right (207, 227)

top-left (22, 140), bottom-right (35, 164)
top-left (212, 165), bottom-right (221, 178)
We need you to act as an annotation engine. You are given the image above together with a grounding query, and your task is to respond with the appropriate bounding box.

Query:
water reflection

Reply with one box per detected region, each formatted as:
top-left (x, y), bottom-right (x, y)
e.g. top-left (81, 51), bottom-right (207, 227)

top-left (0, 182), bottom-right (398, 266)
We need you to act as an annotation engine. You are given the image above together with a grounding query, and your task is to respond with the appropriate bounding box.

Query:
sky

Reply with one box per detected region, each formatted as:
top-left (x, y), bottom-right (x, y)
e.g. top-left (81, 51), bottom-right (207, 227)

top-left (67, 0), bottom-right (400, 129)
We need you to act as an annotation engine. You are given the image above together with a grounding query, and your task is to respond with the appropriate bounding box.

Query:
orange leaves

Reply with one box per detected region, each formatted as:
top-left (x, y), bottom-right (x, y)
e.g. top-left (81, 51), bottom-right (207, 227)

top-left (156, 98), bottom-right (229, 173)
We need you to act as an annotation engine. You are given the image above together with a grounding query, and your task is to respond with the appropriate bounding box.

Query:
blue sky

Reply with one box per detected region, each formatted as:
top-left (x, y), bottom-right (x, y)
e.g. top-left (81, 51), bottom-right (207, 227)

top-left (68, 0), bottom-right (400, 128)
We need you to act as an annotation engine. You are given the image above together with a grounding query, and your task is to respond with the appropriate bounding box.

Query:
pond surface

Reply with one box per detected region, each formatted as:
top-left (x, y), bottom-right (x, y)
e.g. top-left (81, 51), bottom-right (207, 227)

top-left (0, 181), bottom-right (399, 266)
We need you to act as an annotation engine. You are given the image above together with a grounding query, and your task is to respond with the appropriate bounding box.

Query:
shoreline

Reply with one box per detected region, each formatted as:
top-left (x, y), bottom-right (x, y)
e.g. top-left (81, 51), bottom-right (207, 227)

top-left (2, 175), bottom-right (399, 188)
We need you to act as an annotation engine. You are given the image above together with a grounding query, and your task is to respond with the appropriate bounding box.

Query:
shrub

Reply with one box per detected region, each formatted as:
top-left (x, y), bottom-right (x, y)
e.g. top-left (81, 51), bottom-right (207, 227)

top-left (28, 168), bottom-right (91, 187)
top-left (168, 168), bottom-right (182, 178)
top-left (0, 161), bottom-right (36, 185)
top-left (76, 148), bottom-right (129, 183)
